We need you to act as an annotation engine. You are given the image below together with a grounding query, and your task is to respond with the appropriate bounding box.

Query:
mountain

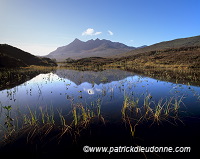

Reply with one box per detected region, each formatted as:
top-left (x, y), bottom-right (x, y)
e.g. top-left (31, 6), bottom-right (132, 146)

top-left (64, 35), bottom-right (200, 69)
top-left (0, 44), bottom-right (57, 68)
top-left (114, 35), bottom-right (200, 57)
top-left (46, 38), bottom-right (136, 61)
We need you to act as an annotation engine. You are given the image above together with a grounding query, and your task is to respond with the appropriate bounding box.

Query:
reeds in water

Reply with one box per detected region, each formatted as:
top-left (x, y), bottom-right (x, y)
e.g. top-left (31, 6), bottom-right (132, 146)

top-left (122, 94), bottom-right (184, 136)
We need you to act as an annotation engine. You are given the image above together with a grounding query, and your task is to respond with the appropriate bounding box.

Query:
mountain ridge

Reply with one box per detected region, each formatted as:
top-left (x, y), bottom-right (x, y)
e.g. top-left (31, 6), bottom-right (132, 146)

top-left (46, 38), bottom-right (137, 61)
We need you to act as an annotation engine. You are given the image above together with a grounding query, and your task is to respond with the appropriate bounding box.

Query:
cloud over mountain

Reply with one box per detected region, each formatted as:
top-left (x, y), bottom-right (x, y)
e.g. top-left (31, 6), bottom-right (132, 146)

top-left (82, 28), bottom-right (102, 36)
top-left (108, 30), bottom-right (114, 35)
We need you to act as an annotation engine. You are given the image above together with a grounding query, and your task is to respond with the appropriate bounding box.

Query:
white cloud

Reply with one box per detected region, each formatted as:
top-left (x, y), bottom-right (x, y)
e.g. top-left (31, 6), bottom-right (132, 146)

top-left (108, 30), bottom-right (114, 35)
top-left (94, 32), bottom-right (102, 35)
top-left (82, 28), bottom-right (102, 36)
top-left (82, 28), bottom-right (94, 36)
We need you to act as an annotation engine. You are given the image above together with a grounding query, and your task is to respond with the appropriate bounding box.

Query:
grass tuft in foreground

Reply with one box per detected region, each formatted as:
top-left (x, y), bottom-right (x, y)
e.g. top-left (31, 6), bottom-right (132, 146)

top-left (0, 99), bottom-right (104, 146)
top-left (122, 94), bottom-right (185, 136)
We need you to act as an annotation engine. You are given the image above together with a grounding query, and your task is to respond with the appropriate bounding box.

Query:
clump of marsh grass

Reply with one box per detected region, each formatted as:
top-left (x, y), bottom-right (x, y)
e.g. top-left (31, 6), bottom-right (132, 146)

top-left (58, 99), bottom-right (105, 139)
top-left (0, 106), bottom-right (15, 139)
top-left (122, 94), bottom-right (185, 137)
top-left (0, 105), bottom-right (59, 145)
top-left (0, 98), bottom-right (106, 146)
top-left (71, 99), bottom-right (104, 128)
top-left (71, 103), bottom-right (93, 128)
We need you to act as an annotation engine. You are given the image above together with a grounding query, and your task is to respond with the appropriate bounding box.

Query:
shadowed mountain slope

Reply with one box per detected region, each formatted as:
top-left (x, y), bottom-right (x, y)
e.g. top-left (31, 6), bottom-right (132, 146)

top-left (0, 44), bottom-right (57, 68)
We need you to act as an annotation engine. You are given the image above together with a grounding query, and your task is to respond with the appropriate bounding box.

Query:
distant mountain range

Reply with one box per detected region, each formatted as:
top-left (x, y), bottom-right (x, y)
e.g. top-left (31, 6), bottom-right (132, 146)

top-left (63, 35), bottom-right (200, 69)
top-left (46, 38), bottom-right (140, 61)
top-left (46, 35), bottom-right (200, 62)
top-left (1, 35), bottom-right (200, 68)
top-left (0, 44), bottom-right (57, 68)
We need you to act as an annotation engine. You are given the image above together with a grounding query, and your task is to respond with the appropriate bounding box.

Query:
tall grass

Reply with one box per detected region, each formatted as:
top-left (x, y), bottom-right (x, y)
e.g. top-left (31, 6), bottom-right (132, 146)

top-left (0, 98), bottom-right (105, 144)
top-left (122, 94), bottom-right (185, 136)
top-left (1, 106), bottom-right (14, 139)
top-left (0, 94), bottom-right (185, 144)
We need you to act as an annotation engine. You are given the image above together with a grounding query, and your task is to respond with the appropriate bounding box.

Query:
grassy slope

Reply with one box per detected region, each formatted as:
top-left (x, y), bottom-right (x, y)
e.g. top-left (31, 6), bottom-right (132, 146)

top-left (0, 44), bottom-right (57, 67)
top-left (114, 46), bottom-right (200, 69)
top-left (64, 46), bottom-right (200, 69)
top-left (0, 53), bottom-right (28, 67)
top-left (111, 35), bottom-right (200, 58)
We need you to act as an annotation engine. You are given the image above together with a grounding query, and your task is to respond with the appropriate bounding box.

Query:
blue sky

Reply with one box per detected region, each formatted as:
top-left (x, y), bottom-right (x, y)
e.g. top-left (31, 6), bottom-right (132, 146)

top-left (0, 0), bottom-right (200, 56)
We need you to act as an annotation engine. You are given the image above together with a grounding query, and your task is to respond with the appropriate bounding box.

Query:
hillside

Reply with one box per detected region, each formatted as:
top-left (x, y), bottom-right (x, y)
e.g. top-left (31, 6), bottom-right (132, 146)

top-left (0, 44), bottom-right (57, 68)
top-left (64, 46), bottom-right (200, 69)
top-left (112, 35), bottom-right (200, 58)
top-left (46, 38), bottom-right (136, 61)
top-left (116, 46), bottom-right (200, 69)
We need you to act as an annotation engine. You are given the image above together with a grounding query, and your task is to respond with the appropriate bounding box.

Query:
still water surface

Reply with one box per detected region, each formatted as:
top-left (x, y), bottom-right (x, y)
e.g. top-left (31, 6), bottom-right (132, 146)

top-left (1, 69), bottom-right (200, 158)
top-left (0, 69), bottom-right (199, 125)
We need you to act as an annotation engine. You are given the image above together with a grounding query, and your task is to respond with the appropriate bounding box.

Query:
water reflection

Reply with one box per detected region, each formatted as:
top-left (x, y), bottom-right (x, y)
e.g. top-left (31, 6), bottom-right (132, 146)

top-left (83, 88), bottom-right (95, 95)
top-left (0, 68), bottom-right (200, 157)
top-left (0, 68), bottom-right (55, 91)
top-left (55, 69), bottom-right (135, 85)
top-left (0, 69), bottom-right (199, 124)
